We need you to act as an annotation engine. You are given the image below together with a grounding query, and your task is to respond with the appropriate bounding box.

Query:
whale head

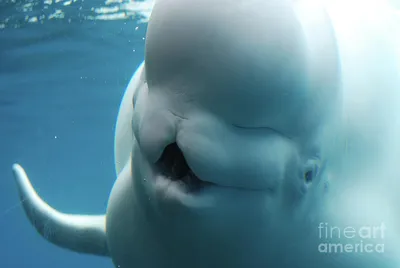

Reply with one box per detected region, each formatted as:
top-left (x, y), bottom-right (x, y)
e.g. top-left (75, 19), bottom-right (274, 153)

top-left (126, 0), bottom-right (342, 265)
top-left (133, 0), bottom-right (340, 205)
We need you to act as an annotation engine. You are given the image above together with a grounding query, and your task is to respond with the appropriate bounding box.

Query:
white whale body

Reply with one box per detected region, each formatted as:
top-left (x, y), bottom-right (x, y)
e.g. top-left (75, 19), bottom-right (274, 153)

top-left (11, 0), bottom-right (400, 267)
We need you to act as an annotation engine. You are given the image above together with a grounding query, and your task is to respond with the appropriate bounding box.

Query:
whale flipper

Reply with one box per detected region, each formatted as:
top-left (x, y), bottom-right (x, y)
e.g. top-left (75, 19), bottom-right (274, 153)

top-left (12, 164), bottom-right (109, 257)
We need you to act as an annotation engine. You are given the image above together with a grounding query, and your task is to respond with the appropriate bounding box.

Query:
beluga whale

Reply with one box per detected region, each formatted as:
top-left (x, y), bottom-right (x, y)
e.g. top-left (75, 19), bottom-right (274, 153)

top-left (11, 0), bottom-right (400, 267)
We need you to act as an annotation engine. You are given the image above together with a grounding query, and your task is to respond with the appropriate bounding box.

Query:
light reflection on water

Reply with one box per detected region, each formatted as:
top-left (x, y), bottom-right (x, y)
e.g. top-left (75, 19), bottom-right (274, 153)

top-left (0, 0), bottom-right (154, 29)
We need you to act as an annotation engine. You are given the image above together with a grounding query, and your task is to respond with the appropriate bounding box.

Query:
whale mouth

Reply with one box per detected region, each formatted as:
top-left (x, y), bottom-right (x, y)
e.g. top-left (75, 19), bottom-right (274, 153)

top-left (155, 143), bottom-right (212, 192)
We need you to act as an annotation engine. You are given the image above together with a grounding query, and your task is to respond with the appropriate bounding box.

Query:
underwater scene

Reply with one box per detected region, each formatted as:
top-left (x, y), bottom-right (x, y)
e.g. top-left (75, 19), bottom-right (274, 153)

top-left (1, 0), bottom-right (400, 267)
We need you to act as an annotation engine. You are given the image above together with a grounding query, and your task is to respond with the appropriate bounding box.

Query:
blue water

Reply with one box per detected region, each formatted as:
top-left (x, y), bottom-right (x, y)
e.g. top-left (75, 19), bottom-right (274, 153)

top-left (2, 1), bottom-right (400, 267)
top-left (0, 1), bottom-right (150, 267)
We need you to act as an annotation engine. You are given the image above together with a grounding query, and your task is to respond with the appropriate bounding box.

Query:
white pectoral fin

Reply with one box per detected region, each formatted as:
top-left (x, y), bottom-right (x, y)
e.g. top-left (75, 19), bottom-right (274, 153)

top-left (12, 164), bottom-right (109, 257)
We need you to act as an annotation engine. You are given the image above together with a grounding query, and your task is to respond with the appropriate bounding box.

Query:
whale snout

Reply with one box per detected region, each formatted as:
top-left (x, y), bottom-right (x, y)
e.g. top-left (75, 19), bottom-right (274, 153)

top-left (134, 98), bottom-right (303, 197)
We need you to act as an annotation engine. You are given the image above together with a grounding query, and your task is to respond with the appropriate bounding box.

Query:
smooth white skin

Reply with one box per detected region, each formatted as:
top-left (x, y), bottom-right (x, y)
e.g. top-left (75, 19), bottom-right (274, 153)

top-left (11, 0), bottom-right (400, 267)
top-left (107, 0), bottom-right (341, 267)
top-left (317, 1), bottom-right (400, 265)
top-left (114, 62), bottom-right (145, 175)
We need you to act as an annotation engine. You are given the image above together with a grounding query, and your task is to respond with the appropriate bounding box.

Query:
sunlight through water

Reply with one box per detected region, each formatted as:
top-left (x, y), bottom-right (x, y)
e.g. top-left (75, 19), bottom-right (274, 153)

top-left (0, 0), bottom-right (154, 29)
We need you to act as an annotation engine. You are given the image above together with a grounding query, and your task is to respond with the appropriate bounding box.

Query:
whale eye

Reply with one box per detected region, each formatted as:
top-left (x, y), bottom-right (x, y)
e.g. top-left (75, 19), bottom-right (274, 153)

top-left (304, 170), bottom-right (314, 183)
top-left (303, 159), bottom-right (320, 185)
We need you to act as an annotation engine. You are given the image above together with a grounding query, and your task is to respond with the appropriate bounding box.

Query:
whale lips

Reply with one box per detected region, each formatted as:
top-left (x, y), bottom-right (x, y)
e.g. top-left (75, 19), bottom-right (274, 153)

top-left (156, 143), bottom-right (209, 192)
